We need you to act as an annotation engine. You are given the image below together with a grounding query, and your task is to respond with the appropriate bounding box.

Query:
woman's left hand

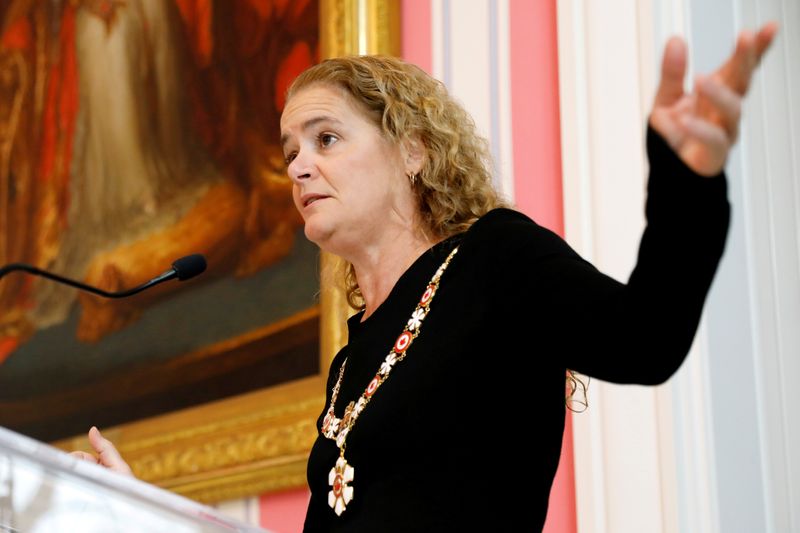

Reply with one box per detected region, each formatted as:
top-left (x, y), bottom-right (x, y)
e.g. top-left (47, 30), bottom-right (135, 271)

top-left (71, 426), bottom-right (134, 477)
top-left (649, 23), bottom-right (779, 176)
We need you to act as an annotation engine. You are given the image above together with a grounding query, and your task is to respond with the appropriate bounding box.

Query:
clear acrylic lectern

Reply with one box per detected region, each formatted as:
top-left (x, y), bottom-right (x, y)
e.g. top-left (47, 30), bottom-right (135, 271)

top-left (0, 426), bottom-right (269, 533)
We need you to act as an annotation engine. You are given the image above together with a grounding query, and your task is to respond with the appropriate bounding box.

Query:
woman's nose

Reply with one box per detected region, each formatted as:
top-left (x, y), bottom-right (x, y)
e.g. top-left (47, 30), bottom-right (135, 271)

top-left (287, 150), bottom-right (315, 183)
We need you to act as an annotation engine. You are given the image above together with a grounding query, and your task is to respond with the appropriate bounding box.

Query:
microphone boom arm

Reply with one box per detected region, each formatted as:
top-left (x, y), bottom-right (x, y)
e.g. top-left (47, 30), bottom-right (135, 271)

top-left (0, 254), bottom-right (206, 299)
top-left (0, 263), bottom-right (178, 299)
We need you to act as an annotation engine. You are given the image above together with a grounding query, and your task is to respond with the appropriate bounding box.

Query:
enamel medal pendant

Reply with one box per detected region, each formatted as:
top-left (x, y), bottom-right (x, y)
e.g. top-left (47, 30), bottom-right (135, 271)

top-left (328, 455), bottom-right (354, 516)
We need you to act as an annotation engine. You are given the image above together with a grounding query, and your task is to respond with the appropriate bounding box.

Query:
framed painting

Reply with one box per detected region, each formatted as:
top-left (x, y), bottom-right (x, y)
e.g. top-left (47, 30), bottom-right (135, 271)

top-left (0, 0), bottom-right (399, 503)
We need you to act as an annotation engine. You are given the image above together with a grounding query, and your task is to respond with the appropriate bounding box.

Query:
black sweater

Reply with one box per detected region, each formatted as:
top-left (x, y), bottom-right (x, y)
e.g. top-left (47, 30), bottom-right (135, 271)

top-left (303, 128), bottom-right (730, 532)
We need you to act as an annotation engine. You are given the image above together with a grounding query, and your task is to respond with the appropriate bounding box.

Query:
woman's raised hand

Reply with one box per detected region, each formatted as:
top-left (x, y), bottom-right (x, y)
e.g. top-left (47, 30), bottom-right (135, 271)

top-left (71, 426), bottom-right (134, 477)
top-left (649, 23), bottom-right (779, 176)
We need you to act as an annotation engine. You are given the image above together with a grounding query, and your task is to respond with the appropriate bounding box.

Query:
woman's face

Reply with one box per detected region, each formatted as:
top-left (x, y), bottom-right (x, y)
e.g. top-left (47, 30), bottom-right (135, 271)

top-left (280, 85), bottom-right (417, 254)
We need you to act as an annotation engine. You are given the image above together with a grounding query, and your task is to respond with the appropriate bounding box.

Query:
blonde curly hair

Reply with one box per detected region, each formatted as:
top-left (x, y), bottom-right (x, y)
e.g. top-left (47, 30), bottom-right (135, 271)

top-left (286, 55), bottom-right (505, 309)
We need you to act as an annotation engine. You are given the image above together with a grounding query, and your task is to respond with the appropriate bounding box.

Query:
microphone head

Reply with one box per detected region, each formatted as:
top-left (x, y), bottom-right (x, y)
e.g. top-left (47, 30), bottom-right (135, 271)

top-left (172, 254), bottom-right (207, 281)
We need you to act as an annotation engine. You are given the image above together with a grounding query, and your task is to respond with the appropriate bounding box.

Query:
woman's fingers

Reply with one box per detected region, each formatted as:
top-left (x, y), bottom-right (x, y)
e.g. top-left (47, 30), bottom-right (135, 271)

top-left (653, 36), bottom-right (688, 108)
top-left (756, 22), bottom-right (779, 61)
top-left (696, 75), bottom-right (741, 141)
top-left (679, 116), bottom-right (730, 176)
top-left (680, 116), bottom-right (729, 153)
top-left (721, 22), bottom-right (778, 96)
top-left (651, 93), bottom-right (695, 148)
top-left (87, 426), bottom-right (134, 476)
top-left (730, 30), bottom-right (758, 94)
top-left (70, 450), bottom-right (100, 464)
top-left (70, 428), bottom-right (134, 476)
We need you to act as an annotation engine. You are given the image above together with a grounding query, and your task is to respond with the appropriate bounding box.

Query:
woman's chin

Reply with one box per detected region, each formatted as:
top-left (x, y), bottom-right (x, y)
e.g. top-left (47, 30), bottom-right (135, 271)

top-left (303, 220), bottom-right (333, 248)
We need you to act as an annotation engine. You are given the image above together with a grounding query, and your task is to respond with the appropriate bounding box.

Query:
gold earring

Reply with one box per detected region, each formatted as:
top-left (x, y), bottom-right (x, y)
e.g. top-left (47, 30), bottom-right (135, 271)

top-left (407, 171), bottom-right (417, 185)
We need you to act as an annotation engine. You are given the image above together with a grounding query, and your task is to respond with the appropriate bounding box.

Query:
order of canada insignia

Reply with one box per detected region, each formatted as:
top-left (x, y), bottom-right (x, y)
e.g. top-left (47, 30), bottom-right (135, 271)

top-left (328, 456), bottom-right (355, 516)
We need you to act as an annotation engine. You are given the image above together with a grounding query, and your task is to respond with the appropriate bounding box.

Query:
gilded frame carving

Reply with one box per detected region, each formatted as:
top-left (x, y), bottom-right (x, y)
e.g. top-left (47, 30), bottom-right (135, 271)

top-left (54, 0), bottom-right (400, 504)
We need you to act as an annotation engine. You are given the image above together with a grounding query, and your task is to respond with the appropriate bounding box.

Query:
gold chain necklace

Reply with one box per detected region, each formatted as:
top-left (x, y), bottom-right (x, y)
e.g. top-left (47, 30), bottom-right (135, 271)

top-left (322, 246), bottom-right (459, 516)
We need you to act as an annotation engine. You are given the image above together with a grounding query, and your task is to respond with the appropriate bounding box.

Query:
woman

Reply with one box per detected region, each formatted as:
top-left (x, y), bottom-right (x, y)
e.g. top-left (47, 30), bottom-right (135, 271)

top-left (78, 23), bottom-right (777, 532)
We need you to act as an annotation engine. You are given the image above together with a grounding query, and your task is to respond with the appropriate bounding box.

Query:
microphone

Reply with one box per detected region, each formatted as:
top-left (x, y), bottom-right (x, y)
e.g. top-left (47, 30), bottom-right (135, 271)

top-left (0, 254), bottom-right (207, 299)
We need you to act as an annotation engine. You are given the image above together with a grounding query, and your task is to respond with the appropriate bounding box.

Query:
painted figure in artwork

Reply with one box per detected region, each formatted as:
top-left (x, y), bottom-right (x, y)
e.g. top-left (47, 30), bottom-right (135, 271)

top-left (0, 0), bottom-right (317, 363)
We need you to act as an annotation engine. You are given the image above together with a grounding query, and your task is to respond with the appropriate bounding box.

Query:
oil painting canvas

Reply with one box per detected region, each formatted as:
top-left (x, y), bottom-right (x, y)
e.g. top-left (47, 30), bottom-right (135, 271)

top-left (0, 0), bottom-right (320, 441)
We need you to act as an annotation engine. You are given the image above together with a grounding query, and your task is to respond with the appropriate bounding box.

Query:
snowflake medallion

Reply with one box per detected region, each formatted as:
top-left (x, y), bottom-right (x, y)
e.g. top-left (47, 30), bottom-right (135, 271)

top-left (328, 456), bottom-right (355, 516)
top-left (353, 397), bottom-right (367, 416)
top-left (407, 308), bottom-right (426, 331)
top-left (322, 410), bottom-right (340, 439)
top-left (380, 352), bottom-right (398, 375)
top-left (433, 263), bottom-right (447, 282)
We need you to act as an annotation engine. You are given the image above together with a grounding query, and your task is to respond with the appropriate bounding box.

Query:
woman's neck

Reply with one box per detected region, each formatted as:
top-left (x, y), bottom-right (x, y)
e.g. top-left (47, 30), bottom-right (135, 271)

top-left (350, 231), bottom-right (437, 321)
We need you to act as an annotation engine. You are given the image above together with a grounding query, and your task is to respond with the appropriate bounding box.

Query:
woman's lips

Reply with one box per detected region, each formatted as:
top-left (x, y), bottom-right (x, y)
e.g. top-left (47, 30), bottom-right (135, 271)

top-left (301, 194), bottom-right (329, 207)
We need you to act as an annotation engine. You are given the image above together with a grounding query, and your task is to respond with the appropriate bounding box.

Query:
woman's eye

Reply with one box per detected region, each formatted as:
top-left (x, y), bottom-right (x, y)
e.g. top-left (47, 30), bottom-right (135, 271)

top-left (319, 133), bottom-right (338, 147)
top-left (284, 153), bottom-right (297, 165)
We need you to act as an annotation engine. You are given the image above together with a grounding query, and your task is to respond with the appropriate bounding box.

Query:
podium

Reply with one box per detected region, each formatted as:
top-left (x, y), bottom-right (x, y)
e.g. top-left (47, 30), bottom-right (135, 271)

top-left (0, 426), bottom-right (269, 532)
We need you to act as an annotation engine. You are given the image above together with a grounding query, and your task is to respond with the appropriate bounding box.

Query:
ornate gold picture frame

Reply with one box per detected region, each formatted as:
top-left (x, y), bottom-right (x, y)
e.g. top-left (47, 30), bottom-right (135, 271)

top-left (55, 0), bottom-right (400, 504)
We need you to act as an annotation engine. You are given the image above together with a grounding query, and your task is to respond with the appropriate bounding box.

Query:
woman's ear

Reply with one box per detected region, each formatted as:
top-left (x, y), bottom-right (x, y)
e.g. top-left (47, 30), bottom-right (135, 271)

top-left (402, 136), bottom-right (427, 176)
